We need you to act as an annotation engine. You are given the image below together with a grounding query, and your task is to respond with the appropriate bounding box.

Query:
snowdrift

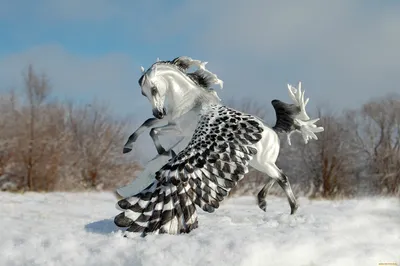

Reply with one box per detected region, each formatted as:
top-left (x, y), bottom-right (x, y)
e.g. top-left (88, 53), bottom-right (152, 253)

top-left (0, 192), bottom-right (399, 266)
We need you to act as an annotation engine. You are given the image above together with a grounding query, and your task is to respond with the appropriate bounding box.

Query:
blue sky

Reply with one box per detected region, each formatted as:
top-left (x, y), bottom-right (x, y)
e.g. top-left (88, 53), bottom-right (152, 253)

top-left (1, 0), bottom-right (399, 125)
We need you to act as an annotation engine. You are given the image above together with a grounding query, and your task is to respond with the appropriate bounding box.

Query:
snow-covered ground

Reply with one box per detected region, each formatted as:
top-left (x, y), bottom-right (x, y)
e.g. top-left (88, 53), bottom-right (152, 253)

top-left (0, 192), bottom-right (399, 266)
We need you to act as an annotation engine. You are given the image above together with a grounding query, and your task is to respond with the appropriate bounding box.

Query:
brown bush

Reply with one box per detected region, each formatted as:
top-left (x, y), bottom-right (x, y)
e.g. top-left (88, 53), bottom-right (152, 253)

top-left (0, 65), bottom-right (141, 192)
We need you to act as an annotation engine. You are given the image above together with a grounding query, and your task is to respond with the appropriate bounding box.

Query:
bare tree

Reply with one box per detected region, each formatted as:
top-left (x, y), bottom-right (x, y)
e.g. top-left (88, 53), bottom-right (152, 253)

top-left (354, 96), bottom-right (400, 195)
top-left (301, 110), bottom-right (359, 198)
top-left (0, 93), bottom-right (14, 176)
top-left (33, 102), bottom-right (69, 191)
top-left (65, 101), bottom-right (141, 190)
top-left (16, 65), bottom-right (51, 190)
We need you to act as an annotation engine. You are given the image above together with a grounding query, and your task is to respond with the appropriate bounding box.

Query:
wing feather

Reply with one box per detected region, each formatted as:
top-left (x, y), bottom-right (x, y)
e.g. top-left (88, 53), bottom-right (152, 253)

top-left (114, 104), bottom-right (264, 235)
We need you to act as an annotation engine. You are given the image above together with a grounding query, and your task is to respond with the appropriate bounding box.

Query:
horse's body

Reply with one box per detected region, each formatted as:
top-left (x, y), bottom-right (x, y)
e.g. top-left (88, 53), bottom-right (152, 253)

top-left (114, 56), bottom-right (324, 235)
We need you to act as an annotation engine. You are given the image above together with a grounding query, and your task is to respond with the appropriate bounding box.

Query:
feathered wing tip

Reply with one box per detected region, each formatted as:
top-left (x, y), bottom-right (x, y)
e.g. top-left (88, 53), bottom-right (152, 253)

top-left (114, 180), bottom-right (200, 236)
top-left (286, 82), bottom-right (324, 145)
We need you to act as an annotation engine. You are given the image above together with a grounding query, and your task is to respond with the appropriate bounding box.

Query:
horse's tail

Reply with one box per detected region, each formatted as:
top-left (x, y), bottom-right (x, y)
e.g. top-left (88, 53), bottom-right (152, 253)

top-left (271, 100), bottom-right (301, 134)
top-left (272, 82), bottom-right (324, 145)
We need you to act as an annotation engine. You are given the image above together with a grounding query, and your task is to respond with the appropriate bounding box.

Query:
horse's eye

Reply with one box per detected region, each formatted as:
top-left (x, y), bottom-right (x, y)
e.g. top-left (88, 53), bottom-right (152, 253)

top-left (151, 87), bottom-right (157, 95)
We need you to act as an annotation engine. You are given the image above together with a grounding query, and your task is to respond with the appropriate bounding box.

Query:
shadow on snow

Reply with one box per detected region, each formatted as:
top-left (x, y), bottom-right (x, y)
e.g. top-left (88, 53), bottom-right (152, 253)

top-left (84, 218), bottom-right (121, 235)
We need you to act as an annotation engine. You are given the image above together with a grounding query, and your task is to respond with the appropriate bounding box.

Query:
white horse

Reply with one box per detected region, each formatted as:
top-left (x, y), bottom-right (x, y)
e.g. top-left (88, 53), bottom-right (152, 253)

top-left (114, 58), bottom-right (324, 236)
top-left (116, 57), bottom-right (223, 198)
top-left (122, 56), bottom-right (223, 156)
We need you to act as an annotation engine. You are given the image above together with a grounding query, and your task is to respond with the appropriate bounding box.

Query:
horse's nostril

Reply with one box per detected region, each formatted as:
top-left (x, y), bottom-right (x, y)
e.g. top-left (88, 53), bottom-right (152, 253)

top-left (152, 109), bottom-right (164, 119)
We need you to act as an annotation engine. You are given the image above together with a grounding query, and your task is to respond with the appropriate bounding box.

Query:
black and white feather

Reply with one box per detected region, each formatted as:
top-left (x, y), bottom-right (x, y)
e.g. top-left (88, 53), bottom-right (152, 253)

top-left (114, 104), bottom-right (263, 235)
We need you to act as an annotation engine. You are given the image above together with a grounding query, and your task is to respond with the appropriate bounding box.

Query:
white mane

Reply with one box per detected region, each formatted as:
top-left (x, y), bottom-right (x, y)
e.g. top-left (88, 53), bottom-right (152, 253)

top-left (140, 56), bottom-right (223, 97)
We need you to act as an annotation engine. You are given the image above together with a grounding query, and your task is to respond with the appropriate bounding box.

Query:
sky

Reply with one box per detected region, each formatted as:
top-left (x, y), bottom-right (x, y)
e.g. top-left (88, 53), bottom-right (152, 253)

top-left (1, 0), bottom-right (400, 124)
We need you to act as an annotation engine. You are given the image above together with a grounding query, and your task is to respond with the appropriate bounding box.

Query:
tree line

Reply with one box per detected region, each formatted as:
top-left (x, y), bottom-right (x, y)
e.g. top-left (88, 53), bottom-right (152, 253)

top-left (1, 65), bottom-right (398, 198)
top-left (0, 65), bottom-right (141, 192)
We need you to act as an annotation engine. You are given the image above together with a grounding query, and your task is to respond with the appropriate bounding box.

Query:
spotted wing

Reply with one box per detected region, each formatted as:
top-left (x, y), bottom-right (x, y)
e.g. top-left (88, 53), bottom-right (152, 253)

top-left (114, 104), bottom-right (264, 235)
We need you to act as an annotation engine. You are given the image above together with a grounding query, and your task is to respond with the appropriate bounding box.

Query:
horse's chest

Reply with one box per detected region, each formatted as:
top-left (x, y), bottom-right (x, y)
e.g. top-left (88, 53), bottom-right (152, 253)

top-left (173, 111), bottom-right (200, 135)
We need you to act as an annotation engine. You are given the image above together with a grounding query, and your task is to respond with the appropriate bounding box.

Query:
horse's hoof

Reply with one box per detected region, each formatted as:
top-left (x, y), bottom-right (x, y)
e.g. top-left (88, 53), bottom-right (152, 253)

top-left (157, 147), bottom-right (167, 155)
top-left (290, 203), bottom-right (299, 215)
top-left (258, 200), bottom-right (267, 212)
top-left (123, 147), bottom-right (132, 154)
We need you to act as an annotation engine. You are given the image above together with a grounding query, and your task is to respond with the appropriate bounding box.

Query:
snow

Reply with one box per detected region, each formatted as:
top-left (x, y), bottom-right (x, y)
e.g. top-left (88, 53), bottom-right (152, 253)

top-left (0, 192), bottom-right (399, 266)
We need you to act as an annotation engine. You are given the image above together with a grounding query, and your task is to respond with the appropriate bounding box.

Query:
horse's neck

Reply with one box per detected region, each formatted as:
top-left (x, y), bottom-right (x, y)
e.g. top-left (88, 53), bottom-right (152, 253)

top-left (165, 73), bottom-right (216, 120)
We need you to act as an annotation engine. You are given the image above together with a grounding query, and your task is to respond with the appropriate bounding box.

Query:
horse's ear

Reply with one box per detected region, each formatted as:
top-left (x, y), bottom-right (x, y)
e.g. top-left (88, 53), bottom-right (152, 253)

top-left (140, 66), bottom-right (145, 73)
top-left (138, 74), bottom-right (145, 86)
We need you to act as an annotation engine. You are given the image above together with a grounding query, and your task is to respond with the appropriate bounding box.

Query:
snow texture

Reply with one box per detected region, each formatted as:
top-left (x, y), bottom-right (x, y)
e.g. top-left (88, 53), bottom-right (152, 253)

top-left (0, 192), bottom-right (399, 266)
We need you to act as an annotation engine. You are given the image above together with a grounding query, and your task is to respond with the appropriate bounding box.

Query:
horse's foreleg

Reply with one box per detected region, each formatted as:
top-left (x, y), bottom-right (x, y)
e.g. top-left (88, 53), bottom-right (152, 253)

top-left (150, 123), bottom-right (184, 156)
top-left (123, 118), bottom-right (164, 154)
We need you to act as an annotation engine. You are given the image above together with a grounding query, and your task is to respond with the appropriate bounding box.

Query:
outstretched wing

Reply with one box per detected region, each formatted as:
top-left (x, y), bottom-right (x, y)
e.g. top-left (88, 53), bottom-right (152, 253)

top-left (114, 104), bottom-right (264, 235)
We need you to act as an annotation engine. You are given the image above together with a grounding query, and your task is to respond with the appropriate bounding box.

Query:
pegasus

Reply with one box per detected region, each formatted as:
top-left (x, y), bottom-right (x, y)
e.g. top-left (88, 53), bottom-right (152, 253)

top-left (114, 57), bottom-right (324, 236)
top-left (116, 57), bottom-right (223, 198)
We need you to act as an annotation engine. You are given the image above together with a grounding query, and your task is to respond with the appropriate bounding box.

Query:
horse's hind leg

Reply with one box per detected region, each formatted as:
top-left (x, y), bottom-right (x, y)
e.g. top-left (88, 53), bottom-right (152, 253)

top-left (276, 172), bottom-right (299, 215)
top-left (257, 180), bottom-right (275, 212)
top-left (257, 162), bottom-right (299, 215)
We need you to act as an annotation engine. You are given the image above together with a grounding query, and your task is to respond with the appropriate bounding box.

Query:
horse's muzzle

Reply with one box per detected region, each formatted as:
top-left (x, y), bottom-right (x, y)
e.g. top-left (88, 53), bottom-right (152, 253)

top-left (153, 108), bottom-right (166, 119)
